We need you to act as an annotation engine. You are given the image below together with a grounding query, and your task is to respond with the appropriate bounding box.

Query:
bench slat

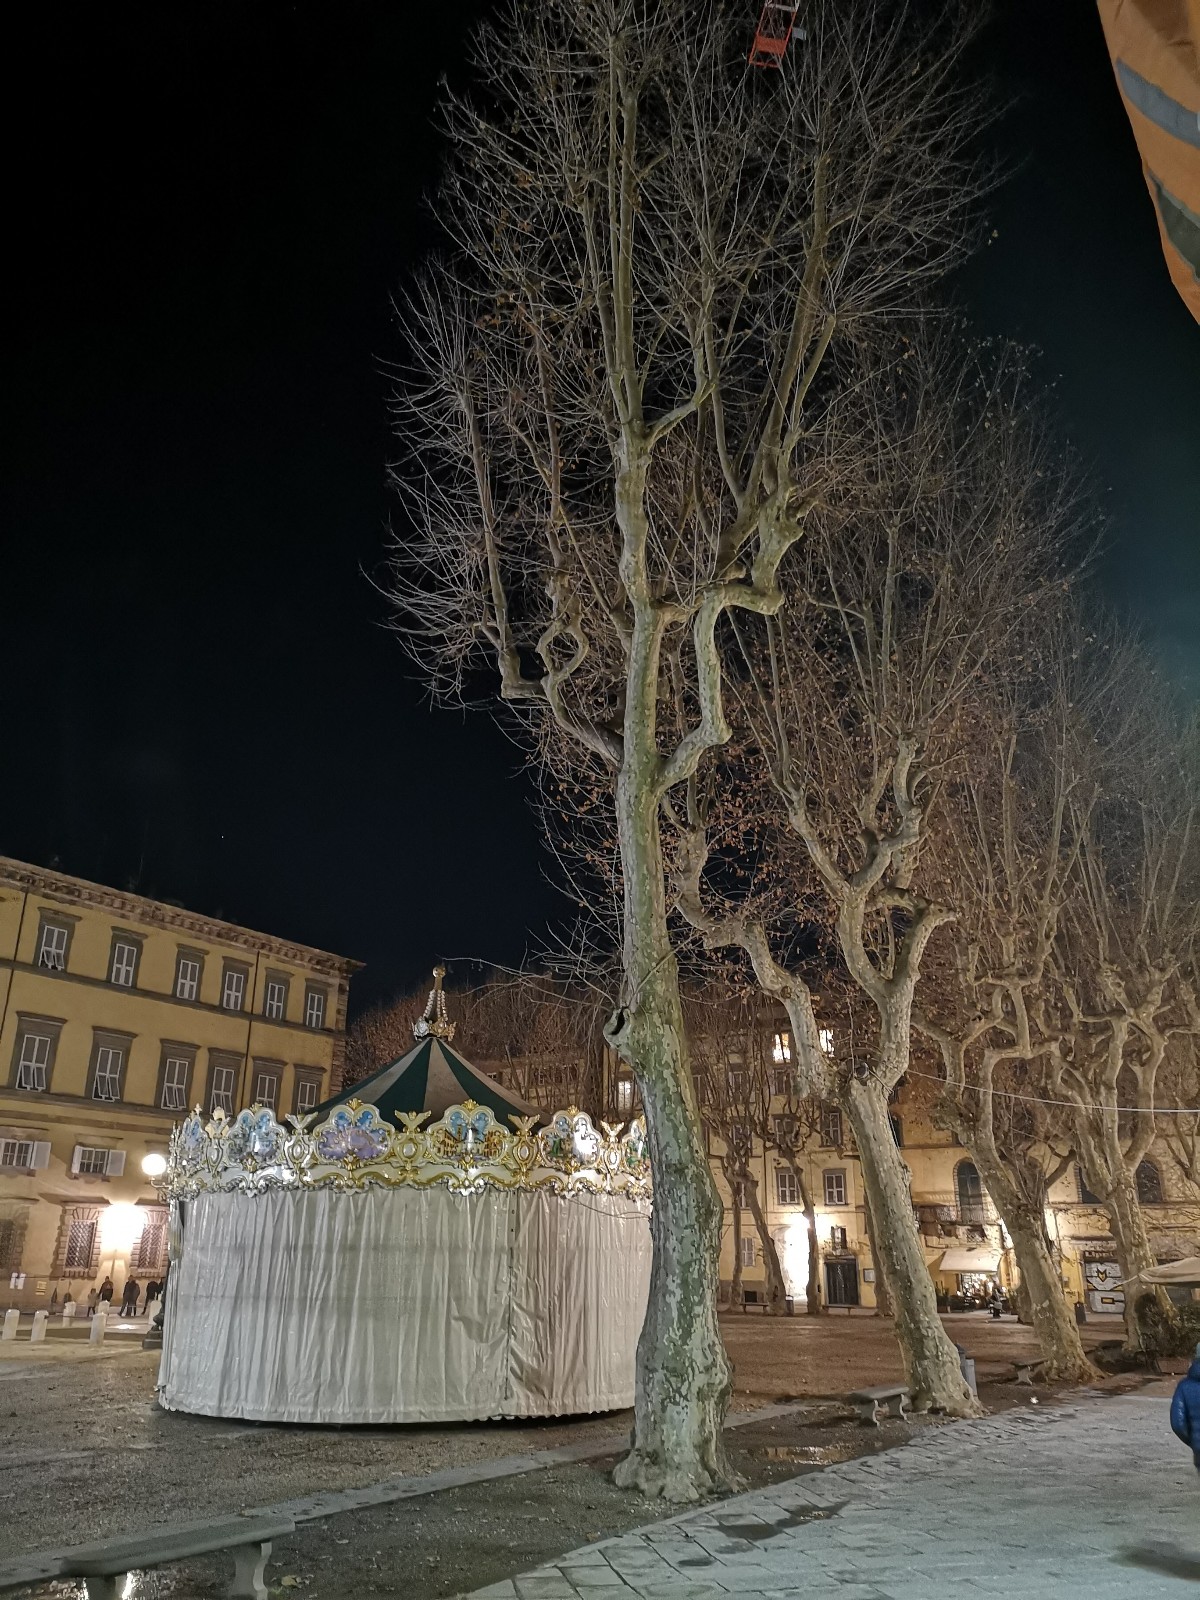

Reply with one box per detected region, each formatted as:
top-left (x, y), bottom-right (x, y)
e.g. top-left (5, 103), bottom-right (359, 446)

top-left (61, 1516), bottom-right (294, 1576)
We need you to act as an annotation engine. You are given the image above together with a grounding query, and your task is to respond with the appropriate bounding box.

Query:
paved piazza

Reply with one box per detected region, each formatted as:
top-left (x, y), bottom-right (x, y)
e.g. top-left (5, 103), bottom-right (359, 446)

top-left (467, 1392), bottom-right (1199, 1600)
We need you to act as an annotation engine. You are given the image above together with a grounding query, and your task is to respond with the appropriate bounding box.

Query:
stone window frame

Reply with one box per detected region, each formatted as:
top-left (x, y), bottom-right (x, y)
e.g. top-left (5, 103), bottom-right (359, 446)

top-left (262, 970), bottom-right (290, 1023)
top-left (8, 1013), bottom-right (65, 1092)
top-left (86, 1027), bottom-right (134, 1103)
top-left (1135, 1158), bottom-right (1164, 1205)
top-left (822, 1167), bottom-right (847, 1207)
top-left (738, 1234), bottom-right (756, 1269)
top-left (34, 908), bottom-right (79, 972)
top-left (134, 1206), bottom-right (169, 1273)
top-left (53, 1205), bottom-right (103, 1278)
top-left (155, 1041), bottom-right (197, 1112)
top-left (108, 928), bottom-right (144, 989)
top-left (302, 982), bottom-right (328, 1031)
top-left (820, 1104), bottom-right (843, 1149)
top-left (173, 946), bottom-right (206, 1004)
top-left (292, 1068), bottom-right (324, 1116)
top-left (775, 1166), bottom-right (800, 1207)
top-left (205, 1051), bottom-right (243, 1115)
top-left (0, 1204), bottom-right (31, 1273)
top-left (251, 1059), bottom-right (283, 1111)
top-left (220, 960), bottom-right (249, 1013)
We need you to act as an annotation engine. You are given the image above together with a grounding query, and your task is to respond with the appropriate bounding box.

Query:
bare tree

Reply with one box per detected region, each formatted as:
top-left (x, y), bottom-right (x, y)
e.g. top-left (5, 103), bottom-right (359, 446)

top-left (688, 990), bottom-right (790, 1313)
top-left (676, 336), bottom-right (1085, 1412)
top-left (1160, 1040), bottom-right (1200, 1197)
top-left (913, 635), bottom-right (1106, 1381)
top-left (1045, 681), bottom-right (1200, 1344)
top-left (388, 0), bottom-right (987, 1493)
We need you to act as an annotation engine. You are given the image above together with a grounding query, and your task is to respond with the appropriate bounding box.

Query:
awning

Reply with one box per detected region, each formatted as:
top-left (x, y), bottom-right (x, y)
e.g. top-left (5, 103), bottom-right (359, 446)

top-left (1127, 1254), bottom-right (1200, 1288)
top-left (937, 1246), bottom-right (1001, 1274)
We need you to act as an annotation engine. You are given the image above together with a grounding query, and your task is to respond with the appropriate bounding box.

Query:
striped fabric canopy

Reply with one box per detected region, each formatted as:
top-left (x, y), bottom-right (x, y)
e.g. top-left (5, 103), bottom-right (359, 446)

top-left (317, 1035), bottom-right (540, 1128)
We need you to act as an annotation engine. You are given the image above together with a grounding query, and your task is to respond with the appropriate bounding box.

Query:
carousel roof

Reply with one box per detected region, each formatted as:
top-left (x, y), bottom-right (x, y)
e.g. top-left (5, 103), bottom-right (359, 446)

top-left (317, 967), bottom-right (541, 1128)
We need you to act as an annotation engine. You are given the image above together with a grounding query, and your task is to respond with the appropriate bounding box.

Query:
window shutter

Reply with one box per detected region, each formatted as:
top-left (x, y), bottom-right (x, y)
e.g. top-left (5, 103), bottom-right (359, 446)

top-left (105, 1150), bottom-right (126, 1178)
top-left (70, 1145), bottom-right (84, 1174)
top-left (30, 1141), bottom-right (51, 1170)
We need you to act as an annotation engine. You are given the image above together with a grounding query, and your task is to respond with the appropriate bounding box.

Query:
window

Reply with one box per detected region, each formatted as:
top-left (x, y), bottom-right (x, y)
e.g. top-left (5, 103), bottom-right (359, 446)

top-left (303, 985), bottom-right (327, 1030)
top-left (770, 1069), bottom-right (792, 1097)
top-left (72, 1146), bottom-right (125, 1178)
top-left (161, 1056), bottom-right (190, 1111)
top-left (692, 1073), bottom-right (707, 1105)
top-left (776, 1167), bottom-right (799, 1206)
top-left (136, 1211), bottom-right (168, 1272)
top-left (221, 964), bottom-right (247, 1012)
top-left (889, 1115), bottom-right (904, 1148)
top-left (1077, 1167), bottom-right (1102, 1206)
top-left (109, 936), bottom-right (140, 988)
top-left (956, 1160), bottom-right (987, 1223)
top-left (818, 1027), bottom-right (835, 1056)
top-left (91, 1045), bottom-right (124, 1101)
top-left (1, 1139), bottom-right (49, 1171)
top-left (209, 1062), bottom-right (237, 1115)
top-left (1135, 1160), bottom-right (1164, 1205)
top-left (616, 1078), bottom-right (634, 1113)
top-left (728, 1068), bottom-right (748, 1096)
top-left (15, 1031), bottom-right (52, 1092)
top-left (0, 1216), bottom-right (24, 1270)
top-left (253, 1070), bottom-right (279, 1110)
top-left (739, 1235), bottom-right (756, 1268)
top-left (294, 1076), bottom-right (320, 1115)
top-left (174, 951), bottom-right (202, 1002)
top-left (830, 1224), bottom-right (848, 1252)
top-left (36, 919), bottom-right (71, 970)
top-left (823, 1169), bottom-right (847, 1207)
top-left (263, 975), bottom-right (289, 1021)
top-left (772, 1031), bottom-right (792, 1064)
top-left (772, 1113), bottom-right (796, 1138)
top-left (820, 1104), bottom-right (843, 1148)
top-left (63, 1217), bottom-right (97, 1272)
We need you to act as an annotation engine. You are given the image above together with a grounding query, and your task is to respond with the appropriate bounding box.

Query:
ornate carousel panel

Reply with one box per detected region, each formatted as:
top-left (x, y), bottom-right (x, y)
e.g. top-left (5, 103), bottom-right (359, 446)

top-left (157, 1097), bottom-right (652, 1424)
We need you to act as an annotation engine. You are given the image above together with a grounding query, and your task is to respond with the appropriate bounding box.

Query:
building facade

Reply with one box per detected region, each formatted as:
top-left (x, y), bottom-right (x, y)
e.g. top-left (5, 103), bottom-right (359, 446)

top-left (0, 856), bottom-right (359, 1309)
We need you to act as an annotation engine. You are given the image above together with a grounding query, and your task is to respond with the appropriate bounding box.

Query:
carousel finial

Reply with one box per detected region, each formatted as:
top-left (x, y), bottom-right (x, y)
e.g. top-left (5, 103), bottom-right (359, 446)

top-left (413, 964), bottom-right (456, 1042)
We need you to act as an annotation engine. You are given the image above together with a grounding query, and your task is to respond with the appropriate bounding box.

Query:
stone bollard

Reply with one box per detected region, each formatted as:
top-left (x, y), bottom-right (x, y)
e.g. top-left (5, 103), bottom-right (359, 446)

top-left (89, 1309), bottom-right (107, 1344)
top-left (1, 1309), bottom-right (19, 1341)
top-left (30, 1310), bottom-right (49, 1344)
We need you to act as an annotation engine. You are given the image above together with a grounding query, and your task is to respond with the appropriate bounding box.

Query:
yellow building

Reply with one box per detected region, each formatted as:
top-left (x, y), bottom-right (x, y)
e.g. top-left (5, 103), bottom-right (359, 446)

top-left (598, 1022), bottom-right (1200, 1321)
top-left (0, 855), bottom-right (360, 1309)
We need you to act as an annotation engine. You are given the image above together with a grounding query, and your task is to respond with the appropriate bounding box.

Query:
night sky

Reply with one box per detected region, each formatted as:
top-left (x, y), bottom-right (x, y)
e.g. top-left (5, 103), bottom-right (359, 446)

top-left (4, 2), bottom-right (1197, 1014)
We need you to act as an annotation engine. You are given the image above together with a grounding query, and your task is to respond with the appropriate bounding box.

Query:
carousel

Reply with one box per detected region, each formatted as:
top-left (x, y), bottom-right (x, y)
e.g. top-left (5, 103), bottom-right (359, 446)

top-left (156, 972), bottom-right (653, 1425)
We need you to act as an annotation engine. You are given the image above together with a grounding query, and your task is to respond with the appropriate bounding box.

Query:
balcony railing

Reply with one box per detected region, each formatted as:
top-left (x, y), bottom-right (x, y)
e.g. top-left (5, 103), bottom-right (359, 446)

top-left (912, 1191), bottom-right (998, 1228)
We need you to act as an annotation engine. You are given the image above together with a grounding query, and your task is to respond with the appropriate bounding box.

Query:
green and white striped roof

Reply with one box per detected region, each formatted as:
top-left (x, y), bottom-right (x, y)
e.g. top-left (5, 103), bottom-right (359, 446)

top-left (318, 1033), bottom-right (539, 1127)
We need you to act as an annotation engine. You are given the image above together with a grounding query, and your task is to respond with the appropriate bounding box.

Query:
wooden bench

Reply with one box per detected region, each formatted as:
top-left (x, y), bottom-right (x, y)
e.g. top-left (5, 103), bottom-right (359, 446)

top-left (847, 1383), bottom-right (912, 1426)
top-left (24, 1514), bottom-right (296, 1600)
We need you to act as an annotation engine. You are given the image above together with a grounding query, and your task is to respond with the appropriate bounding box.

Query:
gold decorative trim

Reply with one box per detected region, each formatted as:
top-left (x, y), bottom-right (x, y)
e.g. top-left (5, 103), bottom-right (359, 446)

top-left (165, 1098), bottom-right (652, 1201)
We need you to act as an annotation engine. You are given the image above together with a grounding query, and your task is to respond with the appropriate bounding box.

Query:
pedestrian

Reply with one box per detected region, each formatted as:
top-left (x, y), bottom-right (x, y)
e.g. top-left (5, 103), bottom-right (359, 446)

top-left (119, 1277), bottom-right (140, 1317)
top-left (142, 1279), bottom-right (160, 1314)
top-left (86, 1287), bottom-right (99, 1319)
top-left (99, 1276), bottom-right (114, 1308)
top-left (1170, 1341), bottom-right (1200, 1477)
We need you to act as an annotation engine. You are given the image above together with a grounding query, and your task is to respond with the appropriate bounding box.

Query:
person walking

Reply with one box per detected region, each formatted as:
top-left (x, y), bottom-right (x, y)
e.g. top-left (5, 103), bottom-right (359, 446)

top-left (86, 1287), bottom-right (99, 1319)
top-left (142, 1279), bottom-right (160, 1314)
top-left (119, 1277), bottom-right (140, 1317)
top-left (1170, 1342), bottom-right (1200, 1476)
top-left (98, 1276), bottom-right (114, 1310)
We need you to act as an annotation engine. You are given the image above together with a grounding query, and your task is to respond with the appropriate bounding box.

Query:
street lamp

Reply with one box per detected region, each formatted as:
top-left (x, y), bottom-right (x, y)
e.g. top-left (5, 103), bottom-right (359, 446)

top-left (141, 1152), bottom-right (167, 1179)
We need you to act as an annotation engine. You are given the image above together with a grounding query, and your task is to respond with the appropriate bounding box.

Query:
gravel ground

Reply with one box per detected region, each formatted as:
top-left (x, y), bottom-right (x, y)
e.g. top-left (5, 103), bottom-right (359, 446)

top-left (0, 1310), bottom-right (1110, 1562)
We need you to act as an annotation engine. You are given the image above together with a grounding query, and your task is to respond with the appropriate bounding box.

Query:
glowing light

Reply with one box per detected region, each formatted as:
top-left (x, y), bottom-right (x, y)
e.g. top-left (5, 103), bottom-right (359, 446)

top-left (818, 1028), bottom-right (835, 1056)
top-left (772, 1032), bottom-right (791, 1064)
top-left (101, 1203), bottom-right (145, 1253)
top-left (141, 1152), bottom-right (167, 1178)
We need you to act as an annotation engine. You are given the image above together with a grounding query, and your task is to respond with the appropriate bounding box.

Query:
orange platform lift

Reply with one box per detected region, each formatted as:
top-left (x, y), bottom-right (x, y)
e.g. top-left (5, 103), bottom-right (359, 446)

top-left (749, 3), bottom-right (801, 69)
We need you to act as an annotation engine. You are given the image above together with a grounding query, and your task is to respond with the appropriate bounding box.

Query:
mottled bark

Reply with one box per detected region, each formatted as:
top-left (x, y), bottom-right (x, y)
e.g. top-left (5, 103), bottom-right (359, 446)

top-left (861, 1185), bottom-right (894, 1319)
top-left (791, 1161), bottom-right (824, 1314)
top-left (744, 1173), bottom-right (790, 1313)
top-left (844, 1077), bottom-right (978, 1413)
top-left (608, 719), bottom-right (734, 1501)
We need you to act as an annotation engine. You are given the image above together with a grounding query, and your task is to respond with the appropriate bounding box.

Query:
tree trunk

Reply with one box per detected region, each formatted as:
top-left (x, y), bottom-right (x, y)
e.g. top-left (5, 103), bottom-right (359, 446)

top-left (862, 1185), bottom-right (893, 1319)
top-left (844, 1078), bottom-right (979, 1414)
top-left (608, 737), bottom-right (734, 1500)
top-left (744, 1173), bottom-right (789, 1313)
top-left (1101, 1161), bottom-right (1168, 1349)
top-left (728, 1177), bottom-right (744, 1308)
top-left (792, 1162), bottom-right (823, 1314)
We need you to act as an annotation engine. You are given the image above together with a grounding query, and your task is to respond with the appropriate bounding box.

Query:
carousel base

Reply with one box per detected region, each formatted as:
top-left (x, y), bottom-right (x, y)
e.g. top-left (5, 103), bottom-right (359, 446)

top-left (157, 1185), bottom-right (652, 1425)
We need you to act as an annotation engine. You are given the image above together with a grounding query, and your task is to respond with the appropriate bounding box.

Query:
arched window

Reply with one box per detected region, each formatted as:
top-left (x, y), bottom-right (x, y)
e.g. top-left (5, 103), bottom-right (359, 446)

top-left (955, 1160), bottom-right (986, 1225)
top-left (1135, 1160), bottom-right (1163, 1205)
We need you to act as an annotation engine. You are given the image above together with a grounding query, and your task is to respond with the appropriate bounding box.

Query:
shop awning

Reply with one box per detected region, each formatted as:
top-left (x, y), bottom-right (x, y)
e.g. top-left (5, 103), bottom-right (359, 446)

top-left (1127, 1254), bottom-right (1200, 1288)
top-left (937, 1246), bottom-right (1001, 1274)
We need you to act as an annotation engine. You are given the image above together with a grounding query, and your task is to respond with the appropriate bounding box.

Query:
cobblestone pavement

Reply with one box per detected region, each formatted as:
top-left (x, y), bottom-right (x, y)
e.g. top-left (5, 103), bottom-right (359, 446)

top-left (466, 1392), bottom-right (1200, 1599)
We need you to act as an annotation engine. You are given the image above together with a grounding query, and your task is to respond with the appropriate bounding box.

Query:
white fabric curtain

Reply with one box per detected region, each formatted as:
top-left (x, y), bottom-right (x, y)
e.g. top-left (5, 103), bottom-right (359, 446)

top-left (158, 1187), bottom-right (651, 1425)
